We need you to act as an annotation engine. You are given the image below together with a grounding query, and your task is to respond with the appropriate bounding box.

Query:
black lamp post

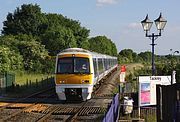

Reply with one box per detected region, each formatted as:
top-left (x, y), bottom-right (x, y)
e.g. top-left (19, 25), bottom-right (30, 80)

top-left (141, 13), bottom-right (167, 76)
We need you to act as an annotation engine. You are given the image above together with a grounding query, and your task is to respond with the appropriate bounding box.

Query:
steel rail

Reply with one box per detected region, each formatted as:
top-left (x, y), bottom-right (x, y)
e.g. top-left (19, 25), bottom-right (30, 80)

top-left (65, 102), bottom-right (88, 122)
top-left (36, 105), bottom-right (60, 122)
top-left (0, 87), bottom-right (55, 121)
top-left (0, 87), bottom-right (54, 111)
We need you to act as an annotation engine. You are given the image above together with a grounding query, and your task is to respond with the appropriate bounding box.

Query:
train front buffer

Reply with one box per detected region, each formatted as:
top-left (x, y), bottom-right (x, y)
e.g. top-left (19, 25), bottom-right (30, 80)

top-left (55, 74), bottom-right (93, 101)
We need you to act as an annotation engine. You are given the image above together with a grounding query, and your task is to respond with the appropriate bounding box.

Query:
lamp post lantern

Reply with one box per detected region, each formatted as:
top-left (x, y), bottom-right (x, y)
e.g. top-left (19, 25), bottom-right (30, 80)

top-left (141, 13), bottom-right (167, 76)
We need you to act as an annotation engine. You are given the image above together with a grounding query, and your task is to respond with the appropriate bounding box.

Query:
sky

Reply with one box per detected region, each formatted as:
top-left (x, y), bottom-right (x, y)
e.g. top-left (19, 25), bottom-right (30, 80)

top-left (0, 0), bottom-right (180, 55)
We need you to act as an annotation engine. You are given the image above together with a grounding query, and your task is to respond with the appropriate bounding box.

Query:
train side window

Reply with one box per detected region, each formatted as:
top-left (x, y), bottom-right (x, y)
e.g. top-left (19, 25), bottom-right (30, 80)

top-left (102, 58), bottom-right (105, 71)
top-left (104, 58), bottom-right (106, 70)
top-left (98, 58), bottom-right (103, 74)
top-left (93, 58), bottom-right (98, 77)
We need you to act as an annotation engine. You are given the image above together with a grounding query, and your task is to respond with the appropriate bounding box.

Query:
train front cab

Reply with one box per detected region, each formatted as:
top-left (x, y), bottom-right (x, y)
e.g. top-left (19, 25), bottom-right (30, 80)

top-left (55, 53), bottom-right (94, 101)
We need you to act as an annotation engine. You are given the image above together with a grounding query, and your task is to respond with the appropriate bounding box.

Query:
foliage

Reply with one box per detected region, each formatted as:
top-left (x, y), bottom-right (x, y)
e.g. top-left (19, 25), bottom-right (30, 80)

top-left (176, 63), bottom-right (180, 82)
top-left (0, 35), bottom-right (51, 73)
top-left (44, 13), bottom-right (90, 49)
top-left (17, 40), bottom-right (48, 72)
top-left (2, 3), bottom-right (179, 78)
top-left (0, 46), bottom-right (23, 72)
top-left (138, 51), bottom-right (152, 63)
top-left (15, 72), bottom-right (53, 86)
top-left (119, 49), bottom-right (133, 61)
top-left (0, 35), bottom-right (19, 52)
top-left (41, 27), bottom-right (77, 55)
top-left (118, 49), bottom-right (142, 63)
top-left (146, 113), bottom-right (156, 122)
top-left (2, 4), bottom-right (90, 56)
top-left (118, 48), bottom-right (180, 82)
top-left (0, 3), bottom-right (92, 73)
top-left (155, 55), bottom-right (180, 82)
top-left (126, 66), bottom-right (151, 82)
top-left (2, 4), bottom-right (46, 36)
top-left (41, 13), bottom-right (90, 54)
top-left (88, 36), bottom-right (117, 56)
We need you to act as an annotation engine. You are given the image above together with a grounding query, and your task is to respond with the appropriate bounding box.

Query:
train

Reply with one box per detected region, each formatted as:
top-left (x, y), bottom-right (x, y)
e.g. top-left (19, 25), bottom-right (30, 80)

top-left (55, 48), bottom-right (118, 101)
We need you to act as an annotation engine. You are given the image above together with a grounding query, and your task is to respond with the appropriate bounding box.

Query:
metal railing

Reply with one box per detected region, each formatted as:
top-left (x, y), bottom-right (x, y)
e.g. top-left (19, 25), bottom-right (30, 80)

top-left (103, 93), bottom-right (119, 122)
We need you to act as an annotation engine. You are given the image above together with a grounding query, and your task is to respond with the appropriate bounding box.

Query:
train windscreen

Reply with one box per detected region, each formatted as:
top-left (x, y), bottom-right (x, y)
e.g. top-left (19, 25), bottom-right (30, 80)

top-left (57, 57), bottom-right (90, 74)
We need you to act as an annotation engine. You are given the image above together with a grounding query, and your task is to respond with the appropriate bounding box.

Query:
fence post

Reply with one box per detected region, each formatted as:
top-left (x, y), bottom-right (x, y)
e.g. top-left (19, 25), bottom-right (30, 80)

top-left (46, 76), bottom-right (48, 87)
top-left (30, 80), bottom-right (32, 87)
top-left (36, 79), bottom-right (38, 88)
top-left (41, 78), bottom-right (44, 88)
top-left (26, 79), bottom-right (29, 88)
top-left (145, 109), bottom-right (147, 122)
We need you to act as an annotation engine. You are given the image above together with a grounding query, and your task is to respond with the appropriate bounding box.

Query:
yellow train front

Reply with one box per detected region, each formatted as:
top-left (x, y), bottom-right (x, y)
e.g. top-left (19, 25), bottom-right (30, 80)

top-left (55, 48), bottom-right (117, 101)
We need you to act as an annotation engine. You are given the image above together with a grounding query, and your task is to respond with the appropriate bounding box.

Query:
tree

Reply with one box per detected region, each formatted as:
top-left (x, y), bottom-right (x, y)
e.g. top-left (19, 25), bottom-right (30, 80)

top-left (88, 36), bottom-right (117, 56)
top-left (138, 51), bottom-right (152, 63)
top-left (1, 3), bottom-right (92, 73)
top-left (111, 42), bottom-right (118, 56)
top-left (0, 35), bottom-right (19, 52)
top-left (0, 46), bottom-right (23, 72)
top-left (17, 40), bottom-right (48, 72)
top-left (176, 64), bottom-right (180, 82)
top-left (44, 13), bottom-right (90, 49)
top-left (2, 4), bottom-right (90, 52)
top-left (119, 49), bottom-right (134, 62)
top-left (2, 4), bottom-right (46, 36)
top-left (41, 27), bottom-right (77, 56)
top-left (75, 27), bottom-right (90, 49)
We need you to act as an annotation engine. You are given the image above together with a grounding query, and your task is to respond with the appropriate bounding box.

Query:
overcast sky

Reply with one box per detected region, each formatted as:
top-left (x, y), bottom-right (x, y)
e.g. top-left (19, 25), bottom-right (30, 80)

top-left (0, 0), bottom-right (180, 55)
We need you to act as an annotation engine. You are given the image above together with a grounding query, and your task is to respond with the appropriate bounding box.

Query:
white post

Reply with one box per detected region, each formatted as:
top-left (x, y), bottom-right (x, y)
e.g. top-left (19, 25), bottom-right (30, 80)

top-left (172, 70), bottom-right (176, 84)
top-left (138, 77), bottom-right (141, 120)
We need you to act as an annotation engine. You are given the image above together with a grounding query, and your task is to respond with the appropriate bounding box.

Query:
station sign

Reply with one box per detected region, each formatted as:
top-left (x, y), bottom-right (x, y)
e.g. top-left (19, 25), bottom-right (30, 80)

top-left (120, 65), bottom-right (126, 83)
top-left (139, 76), bottom-right (172, 106)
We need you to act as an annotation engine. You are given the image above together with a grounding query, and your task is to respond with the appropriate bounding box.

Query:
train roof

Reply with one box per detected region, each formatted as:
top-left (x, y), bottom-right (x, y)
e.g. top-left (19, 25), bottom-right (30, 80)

top-left (57, 48), bottom-right (117, 59)
top-left (59, 48), bottom-right (90, 53)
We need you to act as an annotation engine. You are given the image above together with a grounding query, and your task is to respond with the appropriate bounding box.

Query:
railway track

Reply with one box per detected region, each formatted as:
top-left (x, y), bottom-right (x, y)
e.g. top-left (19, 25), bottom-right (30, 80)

top-left (0, 67), bottom-right (119, 121)
top-left (0, 89), bottom-right (114, 122)
top-left (0, 87), bottom-right (56, 121)
top-left (0, 99), bottom-right (109, 122)
top-left (36, 100), bottom-right (107, 122)
top-left (35, 71), bottom-right (117, 122)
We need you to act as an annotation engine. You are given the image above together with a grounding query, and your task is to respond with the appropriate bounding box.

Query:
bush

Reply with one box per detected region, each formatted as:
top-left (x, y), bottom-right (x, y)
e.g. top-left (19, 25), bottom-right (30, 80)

top-left (0, 46), bottom-right (24, 72)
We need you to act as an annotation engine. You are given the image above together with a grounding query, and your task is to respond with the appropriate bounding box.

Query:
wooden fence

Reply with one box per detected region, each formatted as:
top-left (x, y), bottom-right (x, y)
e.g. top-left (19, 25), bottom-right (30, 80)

top-left (0, 72), bottom-right (15, 88)
top-left (156, 83), bottom-right (180, 122)
top-left (0, 76), bottom-right (55, 96)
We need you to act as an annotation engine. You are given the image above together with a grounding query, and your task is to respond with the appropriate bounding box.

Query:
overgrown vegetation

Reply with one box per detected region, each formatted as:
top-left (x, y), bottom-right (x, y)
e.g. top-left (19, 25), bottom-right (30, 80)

top-left (15, 72), bottom-right (53, 86)
top-left (0, 3), bottom-right (179, 84)
top-left (0, 4), bottom-right (117, 75)
top-left (119, 49), bottom-right (180, 83)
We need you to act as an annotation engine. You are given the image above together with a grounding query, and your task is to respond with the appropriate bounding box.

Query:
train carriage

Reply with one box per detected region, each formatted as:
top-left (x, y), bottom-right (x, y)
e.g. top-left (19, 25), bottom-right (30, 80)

top-left (55, 48), bottom-right (118, 101)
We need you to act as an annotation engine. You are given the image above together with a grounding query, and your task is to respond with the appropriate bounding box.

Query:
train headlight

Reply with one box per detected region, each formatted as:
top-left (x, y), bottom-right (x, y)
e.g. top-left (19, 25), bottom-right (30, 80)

top-left (81, 80), bottom-right (89, 84)
top-left (59, 81), bottom-right (65, 84)
top-left (82, 88), bottom-right (88, 93)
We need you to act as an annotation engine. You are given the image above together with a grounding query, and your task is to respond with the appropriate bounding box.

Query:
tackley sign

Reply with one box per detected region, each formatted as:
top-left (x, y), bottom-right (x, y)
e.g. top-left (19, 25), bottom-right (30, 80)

top-left (139, 76), bottom-right (173, 106)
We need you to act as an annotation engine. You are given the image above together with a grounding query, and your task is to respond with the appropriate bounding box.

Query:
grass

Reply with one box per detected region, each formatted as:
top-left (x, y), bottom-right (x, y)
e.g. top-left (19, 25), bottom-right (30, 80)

top-left (124, 63), bottom-right (144, 75)
top-left (15, 72), bottom-right (54, 86)
top-left (146, 113), bottom-right (156, 122)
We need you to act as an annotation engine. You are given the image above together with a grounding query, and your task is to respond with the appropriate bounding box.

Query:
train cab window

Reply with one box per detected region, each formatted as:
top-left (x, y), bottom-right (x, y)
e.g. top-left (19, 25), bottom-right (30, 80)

top-left (57, 58), bottom-right (73, 74)
top-left (57, 57), bottom-right (90, 74)
top-left (74, 58), bottom-right (90, 74)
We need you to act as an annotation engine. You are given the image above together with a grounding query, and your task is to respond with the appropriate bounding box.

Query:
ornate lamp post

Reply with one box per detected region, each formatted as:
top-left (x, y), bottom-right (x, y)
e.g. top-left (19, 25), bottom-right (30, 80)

top-left (141, 13), bottom-right (167, 75)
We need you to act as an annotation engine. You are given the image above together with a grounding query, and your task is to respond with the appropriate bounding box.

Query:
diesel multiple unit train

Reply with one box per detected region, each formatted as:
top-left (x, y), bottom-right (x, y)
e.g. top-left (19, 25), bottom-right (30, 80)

top-left (55, 48), bottom-right (118, 101)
